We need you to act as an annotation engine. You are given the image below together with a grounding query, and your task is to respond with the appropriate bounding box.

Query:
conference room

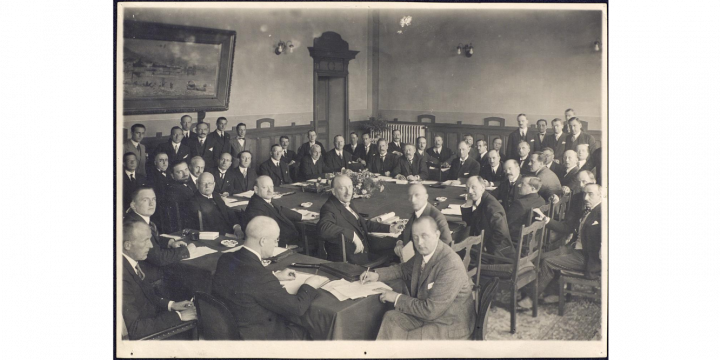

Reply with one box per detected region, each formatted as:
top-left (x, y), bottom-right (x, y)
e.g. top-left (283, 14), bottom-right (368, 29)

top-left (117, 2), bottom-right (607, 356)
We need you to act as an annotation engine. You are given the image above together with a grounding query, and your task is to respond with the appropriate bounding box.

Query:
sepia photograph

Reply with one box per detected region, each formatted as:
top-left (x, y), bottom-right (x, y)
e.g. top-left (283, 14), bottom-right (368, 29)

top-left (115, 1), bottom-right (608, 357)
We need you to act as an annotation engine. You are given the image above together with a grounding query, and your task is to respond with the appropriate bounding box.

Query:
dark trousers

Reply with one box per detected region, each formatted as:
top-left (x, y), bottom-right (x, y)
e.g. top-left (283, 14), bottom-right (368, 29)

top-left (536, 250), bottom-right (586, 295)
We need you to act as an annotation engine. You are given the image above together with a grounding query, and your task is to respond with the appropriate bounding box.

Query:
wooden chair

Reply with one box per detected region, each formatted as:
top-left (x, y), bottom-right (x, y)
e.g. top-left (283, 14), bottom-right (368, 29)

top-left (543, 194), bottom-right (571, 253)
top-left (138, 321), bottom-right (198, 341)
top-left (340, 234), bottom-right (388, 268)
top-left (558, 271), bottom-right (601, 316)
top-left (194, 291), bottom-right (241, 340)
top-left (298, 222), bottom-right (313, 257)
top-left (158, 200), bottom-right (184, 233)
top-left (472, 277), bottom-right (500, 340)
top-left (451, 231), bottom-right (484, 274)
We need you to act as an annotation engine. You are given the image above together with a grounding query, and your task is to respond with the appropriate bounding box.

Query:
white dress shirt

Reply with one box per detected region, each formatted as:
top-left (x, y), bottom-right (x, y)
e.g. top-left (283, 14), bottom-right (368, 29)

top-left (190, 174), bottom-right (198, 185)
top-left (578, 160), bottom-right (587, 169)
top-left (414, 202), bottom-right (428, 218)
top-left (125, 170), bottom-right (136, 178)
top-left (239, 167), bottom-right (247, 177)
top-left (272, 159), bottom-right (280, 167)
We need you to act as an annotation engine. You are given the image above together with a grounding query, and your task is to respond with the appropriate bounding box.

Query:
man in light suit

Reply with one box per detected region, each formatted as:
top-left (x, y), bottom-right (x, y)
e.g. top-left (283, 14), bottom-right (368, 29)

top-left (462, 177), bottom-right (514, 258)
top-left (212, 216), bottom-right (328, 340)
top-left (565, 117), bottom-right (597, 155)
top-left (507, 114), bottom-right (531, 160)
top-left (209, 153), bottom-right (242, 196)
top-left (179, 115), bottom-right (198, 147)
top-left (298, 144), bottom-right (327, 181)
top-left (532, 119), bottom-right (552, 152)
top-left (393, 184), bottom-right (453, 261)
top-left (388, 129), bottom-right (405, 156)
top-left (187, 173), bottom-right (244, 235)
top-left (258, 144), bottom-right (292, 186)
top-left (317, 175), bottom-right (403, 264)
top-left (229, 123), bottom-right (248, 169)
top-left (188, 122), bottom-right (217, 168)
top-left (363, 217), bottom-right (475, 340)
top-left (235, 150), bottom-right (258, 193)
top-left (547, 118), bottom-right (568, 162)
top-left (448, 141), bottom-right (481, 182)
top-left (368, 139), bottom-right (398, 176)
top-left (527, 151), bottom-right (563, 202)
top-left (296, 129), bottom-right (325, 162)
top-left (155, 126), bottom-right (191, 165)
top-left (392, 144), bottom-right (429, 181)
top-left (324, 135), bottom-right (352, 173)
top-left (124, 123), bottom-right (148, 178)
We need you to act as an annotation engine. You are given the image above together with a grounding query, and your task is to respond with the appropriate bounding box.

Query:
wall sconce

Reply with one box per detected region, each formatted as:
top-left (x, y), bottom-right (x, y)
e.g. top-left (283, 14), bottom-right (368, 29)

top-left (594, 40), bottom-right (601, 52)
top-left (275, 40), bottom-right (294, 55)
top-left (456, 43), bottom-right (473, 58)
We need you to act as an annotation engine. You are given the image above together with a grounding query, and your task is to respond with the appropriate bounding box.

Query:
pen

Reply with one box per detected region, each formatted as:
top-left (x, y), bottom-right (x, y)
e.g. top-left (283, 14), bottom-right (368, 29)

top-left (361, 267), bottom-right (370, 285)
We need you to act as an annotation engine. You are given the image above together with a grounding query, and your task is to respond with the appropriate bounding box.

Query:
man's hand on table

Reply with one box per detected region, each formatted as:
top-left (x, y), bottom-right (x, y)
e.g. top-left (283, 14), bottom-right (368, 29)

top-left (304, 275), bottom-right (330, 289)
top-left (273, 268), bottom-right (297, 281)
top-left (384, 171), bottom-right (391, 177)
top-left (375, 288), bottom-right (401, 304)
top-left (220, 192), bottom-right (230, 198)
top-left (407, 175), bottom-right (419, 181)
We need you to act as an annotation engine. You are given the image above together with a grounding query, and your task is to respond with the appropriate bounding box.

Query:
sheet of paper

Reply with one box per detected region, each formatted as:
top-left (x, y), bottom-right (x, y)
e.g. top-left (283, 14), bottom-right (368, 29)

top-left (451, 183), bottom-right (466, 188)
top-left (485, 186), bottom-right (497, 191)
top-left (234, 190), bottom-right (255, 198)
top-left (227, 200), bottom-right (249, 207)
top-left (222, 245), bottom-right (245, 253)
top-left (279, 272), bottom-right (314, 295)
top-left (441, 204), bottom-right (463, 216)
top-left (328, 289), bottom-right (350, 301)
top-left (395, 180), bottom-right (409, 185)
top-left (199, 232), bottom-right (219, 240)
top-left (222, 197), bottom-right (239, 206)
top-left (292, 209), bottom-right (320, 218)
top-left (272, 247), bottom-right (289, 257)
top-left (159, 234), bottom-right (183, 240)
top-left (333, 281), bottom-right (393, 300)
top-left (181, 246), bottom-right (217, 260)
top-left (290, 182), bottom-right (308, 186)
top-left (321, 279), bottom-right (351, 291)
top-left (401, 241), bottom-right (415, 263)
top-left (369, 232), bottom-right (402, 238)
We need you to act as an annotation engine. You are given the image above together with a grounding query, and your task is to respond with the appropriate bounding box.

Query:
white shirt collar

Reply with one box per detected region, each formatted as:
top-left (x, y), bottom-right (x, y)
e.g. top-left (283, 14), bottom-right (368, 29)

top-left (406, 155), bottom-right (414, 162)
top-left (130, 140), bottom-right (140, 148)
top-left (264, 197), bottom-right (273, 205)
top-left (272, 159), bottom-right (280, 166)
top-left (242, 246), bottom-right (263, 261)
top-left (122, 253), bottom-right (139, 274)
top-left (422, 242), bottom-right (439, 265)
top-left (556, 132), bottom-right (563, 140)
top-left (508, 175), bottom-right (519, 183)
top-left (216, 130), bottom-right (224, 136)
top-left (546, 162), bottom-right (552, 168)
top-left (415, 202), bottom-right (428, 218)
top-left (578, 159), bottom-right (587, 167)
top-left (312, 158), bottom-right (318, 165)
top-left (219, 168), bottom-right (227, 174)
top-left (125, 170), bottom-right (135, 177)
top-left (479, 151), bottom-right (487, 158)
top-left (202, 193), bottom-right (213, 199)
top-left (335, 149), bottom-right (343, 156)
top-left (572, 131), bottom-right (581, 140)
top-left (132, 209), bottom-right (151, 224)
top-left (566, 166), bottom-right (577, 174)
top-left (459, 156), bottom-right (468, 162)
top-left (239, 166), bottom-right (247, 175)
top-left (190, 174), bottom-right (198, 183)
top-left (492, 164), bottom-right (499, 171)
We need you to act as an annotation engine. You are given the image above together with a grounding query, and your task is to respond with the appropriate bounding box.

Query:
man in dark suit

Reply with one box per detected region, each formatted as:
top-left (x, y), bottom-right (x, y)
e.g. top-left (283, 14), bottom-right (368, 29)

top-left (206, 117), bottom-right (232, 166)
top-left (188, 122), bottom-right (217, 169)
top-left (507, 114), bottom-right (531, 160)
top-left (317, 175), bottom-right (403, 264)
top-left (145, 152), bottom-right (171, 198)
top-left (532, 119), bottom-right (552, 152)
top-left (279, 135), bottom-right (298, 169)
top-left (576, 144), bottom-right (595, 175)
top-left (212, 216), bottom-right (329, 340)
top-left (258, 144), bottom-right (292, 186)
top-left (179, 115), bottom-right (198, 147)
top-left (123, 123), bottom-right (148, 178)
top-left (388, 129), bottom-right (405, 156)
top-left (542, 147), bottom-right (563, 175)
top-left (163, 160), bottom-right (196, 231)
top-left (547, 118), bottom-right (568, 162)
top-left (559, 150), bottom-right (580, 187)
top-left (414, 136), bottom-right (432, 167)
top-left (480, 150), bottom-right (505, 187)
top-left (491, 160), bottom-right (523, 211)
top-left (461, 176), bottom-right (514, 258)
top-left (565, 117), bottom-right (597, 155)
top-left (296, 129), bottom-right (325, 162)
top-left (187, 173), bottom-right (244, 235)
top-left (298, 144), bottom-right (327, 181)
top-left (122, 221), bottom-right (196, 340)
top-left (123, 152), bottom-right (147, 211)
top-left (355, 132), bottom-right (378, 165)
top-left (491, 137), bottom-right (507, 163)
top-left (243, 176), bottom-right (310, 248)
top-left (426, 135), bottom-right (455, 172)
top-left (505, 177), bottom-right (547, 242)
top-left (368, 139), bottom-right (398, 176)
top-left (324, 135), bottom-right (353, 173)
top-left (463, 134), bottom-right (479, 161)
top-left (155, 126), bottom-right (191, 165)
top-left (392, 145), bottom-right (429, 181)
top-left (235, 150), bottom-right (258, 193)
top-left (476, 139), bottom-right (490, 166)
top-left (343, 132), bottom-right (361, 161)
top-left (187, 156), bottom-right (205, 190)
top-left (209, 153), bottom-right (242, 196)
top-left (516, 141), bottom-right (533, 175)
top-left (533, 184), bottom-right (603, 303)
top-left (229, 123), bottom-right (248, 169)
top-left (364, 217), bottom-right (475, 340)
top-left (448, 141), bottom-right (481, 182)
top-left (527, 152), bottom-right (563, 202)
top-left (393, 184), bottom-right (453, 261)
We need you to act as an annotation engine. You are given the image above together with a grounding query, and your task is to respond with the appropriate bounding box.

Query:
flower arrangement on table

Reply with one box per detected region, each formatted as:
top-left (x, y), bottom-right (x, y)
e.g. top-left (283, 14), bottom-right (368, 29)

top-left (340, 168), bottom-right (385, 199)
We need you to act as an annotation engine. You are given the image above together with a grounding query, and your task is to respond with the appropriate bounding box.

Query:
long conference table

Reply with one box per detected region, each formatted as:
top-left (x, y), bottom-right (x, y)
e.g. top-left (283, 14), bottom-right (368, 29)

top-left (164, 180), bottom-right (471, 340)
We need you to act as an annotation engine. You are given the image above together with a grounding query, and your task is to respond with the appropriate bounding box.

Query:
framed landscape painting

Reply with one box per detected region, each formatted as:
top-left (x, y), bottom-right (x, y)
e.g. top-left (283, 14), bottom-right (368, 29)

top-left (122, 21), bottom-right (236, 115)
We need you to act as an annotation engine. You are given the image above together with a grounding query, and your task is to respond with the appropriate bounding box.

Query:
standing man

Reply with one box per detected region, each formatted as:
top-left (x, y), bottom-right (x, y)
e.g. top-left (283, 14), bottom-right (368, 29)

top-left (123, 152), bottom-right (147, 211)
top-left (324, 135), bottom-right (352, 173)
top-left (414, 136), bottom-right (432, 167)
top-left (206, 117), bottom-right (232, 166)
top-left (209, 153), bottom-right (242, 196)
top-left (363, 217), bottom-right (475, 340)
top-left (188, 173), bottom-right (244, 235)
top-left (179, 115), bottom-right (197, 147)
top-left (235, 151), bottom-right (258, 193)
top-left (491, 137), bottom-right (506, 162)
top-left (480, 150), bottom-right (505, 187)
top-left (188, 122), bottom-right (216, 168)
top-left (516, 141), bottom-right (532, 175)
top-left (229, 123), bottom-right (248, 169)
top-left (393, 184), bottom-right (453, 261)
top-left (156, 126), bottom-right (191, 164)
top-left (507, 114), bottom-right (530, 160)
top-left (532, 119), bottom-right (551, 152)
top-left (461, 176), bottom-right (514, 258)
top-left (527, 151), bottom-right (563, 202)
top-left (343, 132), bottom-right (361, 161)
top-left (491, 160), bottom-right (522, 211)
top-left (296, 129), bottom-right (325, 162)
top-left (388, 129), bottom-right (405, 156)
top-left (547, 118), bottom-right (568, 162)
top-left (448, 142), bottom-right (481, 182)
top-left (258, 145), bottom-right (292, 186)
top-left (368, 139), bottom-right (398, 176)
top-left (565, 117), bottom-right (597, 155)
top-left (392, 144), bottom-right (429, 181)
top-left (279, 136), bottom-right (297, 166)
top-left (563, 108), bottom-right (575, 133)
top-left (476, 139), bottom-right (490, 167)
top-left (123, 124), bottom-right (148, 177)
top-left (299, 144), bottom-right (327, 181)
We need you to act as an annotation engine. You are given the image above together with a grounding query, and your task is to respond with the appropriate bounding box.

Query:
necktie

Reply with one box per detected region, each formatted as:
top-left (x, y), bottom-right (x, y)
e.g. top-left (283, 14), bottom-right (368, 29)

top-left (174, 144), bottom-right (179, 154)
top-left (184, 131), bottom-right (189, 138)
top-left (129, 173), bottom-right (135, 182)
top-left (200, 139), bottom-right (204, 146)
top-left (135, 263), bottom-right (145, 281)
top-left (241, 168), bottom-right (247, 177)
top-left (220, 172), bottom-right (225, 180)
top-left (338, 152), bottom-right (342, 160)
top-left (492, 168), bottom-right (496, 175)
top-left (420, 259), bottom-right (427, 272)
top-left (575, 207), bottom-right (593, 250)
top-left (136, 144), bottom-right (141, 151)
top-left (344, 203), bottom-right (359, 219)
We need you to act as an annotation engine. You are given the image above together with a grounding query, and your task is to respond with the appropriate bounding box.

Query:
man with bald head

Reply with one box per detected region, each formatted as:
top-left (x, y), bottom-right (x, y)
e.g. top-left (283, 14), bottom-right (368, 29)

top-left (461, 176), bottom-right (514, 258)
top-left (213, 216), bottom-right (329, 340)
top-left (392, 144), bottom-right (429, 181)
top-left (155, 126), bottom-right (191, 165)
top-left (448, 141), bottom-right (481, 182)
top-left (299, 144), bottom-right (327, 181)
top-left (188, 122), bottom-right (217, 168)
top-left (480, 149), bottom-right (505, 187)
top-left (559, 150), bottom-right (580, 187)
top-left (259, 144), bottom-right (293, 186)
top-left (209, 152), bottom-right (242, 196)
top-left (179, 115), bottom-right (197, 146)
top-left (187, 173), bottom-right (244, 235)
top-left (491, 159), bottom-right (523, 211)
top-left (122, 221), bottom-right (196, 340)
top-left (324, 135), bottom-right (352, 172)
top-left (393, 184), bottom-right (452, 261)
top-left (243, 176), bottom-right (312, 248)
top-left (318, 175), bottom-right (403, 264)
top-left (362, 217), bottom-right (475, 340)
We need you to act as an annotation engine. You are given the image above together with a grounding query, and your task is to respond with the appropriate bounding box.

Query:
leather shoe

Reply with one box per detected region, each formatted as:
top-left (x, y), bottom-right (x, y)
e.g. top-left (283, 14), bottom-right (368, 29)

top-left (518, 297), bottom-right (533, 309)
top-left (543, 295), bottom-right (559, 304)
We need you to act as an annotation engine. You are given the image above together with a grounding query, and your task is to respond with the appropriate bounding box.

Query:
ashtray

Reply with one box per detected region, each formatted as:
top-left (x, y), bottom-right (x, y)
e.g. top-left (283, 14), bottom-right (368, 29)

top-left (220, 239), bottom-right (238, 247)
top-left (435, 197), bottom-right (447, 202)
top-left (300, 202), bottom-right (313, 208)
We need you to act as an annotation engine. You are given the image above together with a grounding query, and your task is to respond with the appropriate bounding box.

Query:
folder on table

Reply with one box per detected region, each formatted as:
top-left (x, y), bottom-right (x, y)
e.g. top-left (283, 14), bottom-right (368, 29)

top-left (441, 204), bottom-right (463, 216)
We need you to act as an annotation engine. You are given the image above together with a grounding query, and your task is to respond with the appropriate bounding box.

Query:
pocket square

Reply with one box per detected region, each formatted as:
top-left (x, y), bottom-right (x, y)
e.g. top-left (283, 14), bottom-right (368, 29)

top-left (183, 154), bottom-right (188, 159)
top-left (530, 139), bottom-right (535, 142)
top-left (592, 221), bottom-right (599, 225)
top-left (209, 147), bottom-right (214, 151)
top-left (428, 282), bottom-right (434, 290)
top-left (561, 141), bottom-right (566, 144)
top-left (463, 172), bottom-right (469, 176)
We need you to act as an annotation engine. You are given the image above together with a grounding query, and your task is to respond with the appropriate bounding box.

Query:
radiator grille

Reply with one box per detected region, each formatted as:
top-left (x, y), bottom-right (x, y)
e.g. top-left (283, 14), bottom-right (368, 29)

top-left (371, 124), bottom-right (425, 145)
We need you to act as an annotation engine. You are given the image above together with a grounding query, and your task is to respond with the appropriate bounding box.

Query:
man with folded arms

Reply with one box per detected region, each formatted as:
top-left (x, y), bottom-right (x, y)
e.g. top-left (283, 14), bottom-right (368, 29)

top-left (122, 221), bottom-right (196, 340)
top-left (235, 150), bottom-right (258, 193)
top-left (462, 176), bottom-right (514, 258)
top-left (187, 173), bottom-right (245, 236)
top-left (392, 144), bottom-right (429, 181)
top-left (388, 129), bottom-right (405, 156)
top-left (324, 135), bottom-right (352, 173)
top-left (209, 152), bottom-right (242, 197)
top-left (318, 175), bottom-right (403, 264)
top-left (368, 138), bottom-right (397, 176)
top-left (480, 150), bottom-right (505, 187)
top-left (393, 184), bottom-right (452, 261)
top-left (212, 216), bottom-right (329, 340)
top-left (362, 217), bottom-right (475, 340)
top-left (448, 141), bottom-right (481, 183)
top-left (258, 144), bottom-right (293, 186)
top-left (299, 144), bottom-right (327, 181)
top-left (527, 151), bottom-right (563, 201)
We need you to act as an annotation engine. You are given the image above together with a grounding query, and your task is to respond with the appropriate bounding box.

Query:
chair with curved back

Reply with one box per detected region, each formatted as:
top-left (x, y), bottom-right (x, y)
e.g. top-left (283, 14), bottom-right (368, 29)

top-left (472, 277), bottom-right (500, 340)
top-left (194, 291), bottom-right (241, 340)
top-left (340, 234), bottom-right (388, 268)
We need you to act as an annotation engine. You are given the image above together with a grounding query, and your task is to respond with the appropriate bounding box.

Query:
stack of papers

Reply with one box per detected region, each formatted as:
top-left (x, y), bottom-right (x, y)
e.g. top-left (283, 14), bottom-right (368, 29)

top-left (227, 200), bottom-right (249, 207)
top-left (290, 182), bottom-right (309, 186)
top-left (441, 204), bottom-right (463, 216)
top-left (181, 246), bottom-right (217, 260)
top-left (421, 180), bottom-right (439, 185)
top-left (331, 281), bottom-right (393, 300)
top-left (279, 272), bottom-right (314, 295)
top-left (199, 232), bottom-right (219, 240)
top-left (159, 234), bottom-right (183, 240)
top-left (321, 279), bottom-right (352, 301)
top-left (234, 190), bottom-right (255, 198)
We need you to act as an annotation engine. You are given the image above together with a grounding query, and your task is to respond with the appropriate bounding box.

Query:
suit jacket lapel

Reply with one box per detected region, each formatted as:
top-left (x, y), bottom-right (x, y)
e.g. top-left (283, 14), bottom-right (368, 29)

top-left (411, 256), bottom-right (422, 297)
top-left (212, 195), bottom-right (232, 225)
top-left (333, 197), bottom-right (364, 236)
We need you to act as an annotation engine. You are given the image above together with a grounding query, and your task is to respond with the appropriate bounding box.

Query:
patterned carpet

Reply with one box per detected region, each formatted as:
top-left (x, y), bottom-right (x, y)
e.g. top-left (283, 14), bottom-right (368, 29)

top-left (485, 284), bottom-right (602, 340)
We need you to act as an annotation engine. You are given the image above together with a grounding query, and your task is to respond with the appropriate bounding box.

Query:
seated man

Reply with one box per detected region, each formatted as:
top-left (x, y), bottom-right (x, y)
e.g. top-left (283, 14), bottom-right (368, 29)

top-left (296, 129), bottom-right (325, 162)
top-left (516, 141), bottom-right (532, 175)
top-left (343, 132), bottom-right (361, 161)
top-left (209, 152), bottom-right (242, 196)
top-left (187, 156), bottom-right (205, 191)
top-left (243, 176), bottom-right (313, 247)
top-left (414, 136), bottom-right (432, 167)
top-left (258, 144), bottom-right (293, 186)
top-left (426, 135), bottom-right (455, 179)
top-left (542, 147), bottom-right (563, 175)
top-left (532, 184), bottom-right (602, 304)
top-left (491, 137), bottom-right (507, 163)
top-left (212, 216), bottom-right (329, 340)
top-left (476, 139), bottom-right (489, 166)
top-left (505, 177), bottom-right (546, 242)
top-left (317, 175), bottom-right (402, 264)
top-left (448, 141), bottom-right (481, 182)
top-left (363, 217), bottom-right (475, 340)
top-left (162, 160), bottom-right (196, 231)
top-left (324, 135), bottom-right (353, 173)
top-left (391, 144), bottom-right (429, 181)
top-left (527, 151), bottom-right (563, 202)
top-left (491, 159), bottom-right (523, 211)
top-left (354, 132), bottom-right (378, 165)
top-left (122, 221), bottom-right (196, 340)
top-left (235, 150), bottom-right (258, 193)
top-left (145, 152), bottom-right (171, 198)
top-left (461, 176), bottom-right (514, 258)
top-left (559, 150), bottom-right (580, 187)
top-left (576, 143), bottom-right (595, 174)
top-left (187, 173), bottom-right (245, 235)
top-left (368, 139), bottom-right (398, 176)
top-left (298, 144), bottom-right (327, 181)
top-left (393, 184), bottom-right (453, 261)
top-left (123, 152), bottom-right (147, 211)
top-left (479, 150), bottom-right (505, 187)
